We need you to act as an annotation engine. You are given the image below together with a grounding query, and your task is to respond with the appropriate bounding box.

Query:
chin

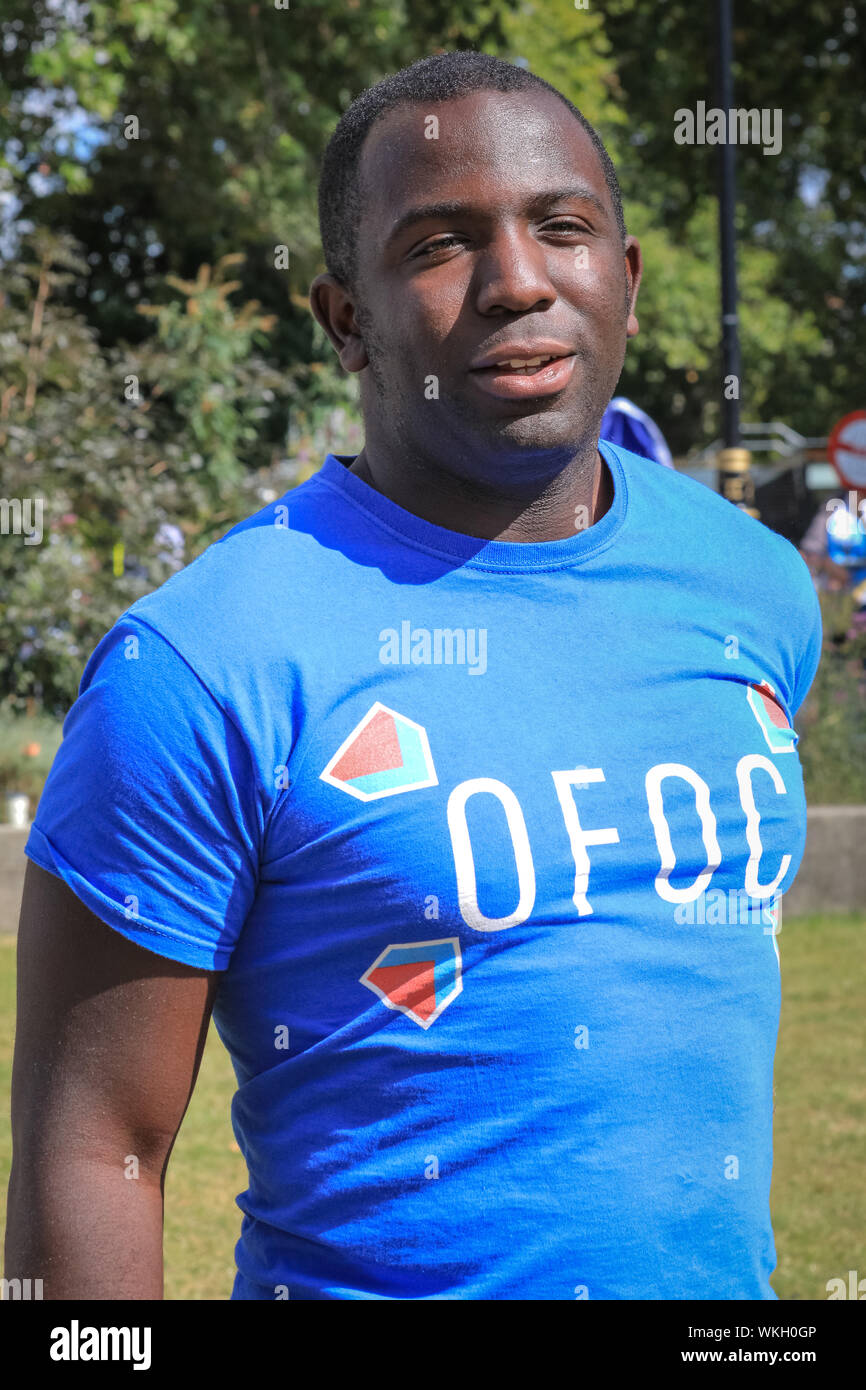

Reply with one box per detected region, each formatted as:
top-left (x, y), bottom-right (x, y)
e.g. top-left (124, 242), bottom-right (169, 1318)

top-left (479, 410), bottom-right (599, 458)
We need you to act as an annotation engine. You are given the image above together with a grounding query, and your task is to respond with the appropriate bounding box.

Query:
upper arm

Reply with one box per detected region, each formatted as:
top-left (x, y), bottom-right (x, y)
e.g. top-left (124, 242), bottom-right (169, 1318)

top-left (24, 614), bottom-right (264, 973)
top-left (11, 860), bottom-right (221, 1179)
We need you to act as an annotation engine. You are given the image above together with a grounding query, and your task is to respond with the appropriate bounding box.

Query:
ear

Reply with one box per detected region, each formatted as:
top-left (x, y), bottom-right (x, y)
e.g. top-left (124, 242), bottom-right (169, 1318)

top-left (624, 236), bottom-right (643, 339)
top-left (309, 273), bottom-right (369, 372)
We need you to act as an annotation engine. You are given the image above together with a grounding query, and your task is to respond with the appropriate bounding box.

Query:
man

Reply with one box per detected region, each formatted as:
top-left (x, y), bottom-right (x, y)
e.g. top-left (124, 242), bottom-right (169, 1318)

top-left (6, 51), bottom-right (822, 1300)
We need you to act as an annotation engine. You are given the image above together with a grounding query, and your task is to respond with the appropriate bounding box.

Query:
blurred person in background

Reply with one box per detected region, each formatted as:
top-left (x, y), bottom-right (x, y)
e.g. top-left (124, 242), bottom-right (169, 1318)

top-left (599, 395), bottom-right (675, 469)
top-left (799, 489), bottom-right (866, 608)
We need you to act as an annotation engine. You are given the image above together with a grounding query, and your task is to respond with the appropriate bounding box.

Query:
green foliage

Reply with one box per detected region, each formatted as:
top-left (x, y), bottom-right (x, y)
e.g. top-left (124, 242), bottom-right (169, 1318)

top-left (135, 254), bottom-right (283, 502)
top-left (618, 201), bottom-right (826, 452)
top-left (596, 0), bottom-right (866, 443)
top-left (0, 710), bottom-right (63, 810)
top-left (0, 229), bottom-right (289, 714)
top-left (501, 0), bottom-right (623, 133)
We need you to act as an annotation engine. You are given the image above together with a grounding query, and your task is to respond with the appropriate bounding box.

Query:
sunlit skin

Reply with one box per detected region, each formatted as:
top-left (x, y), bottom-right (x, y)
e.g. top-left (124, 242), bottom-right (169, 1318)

top-left (311, 88), bottom-right (643, 543)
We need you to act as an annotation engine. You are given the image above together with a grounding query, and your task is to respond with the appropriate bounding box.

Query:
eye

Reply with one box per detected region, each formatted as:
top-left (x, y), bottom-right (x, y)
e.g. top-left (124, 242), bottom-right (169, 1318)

top-left (544, 219), bottom-right (590, 234)
top-left (413, 234), bottom-right (463, 258)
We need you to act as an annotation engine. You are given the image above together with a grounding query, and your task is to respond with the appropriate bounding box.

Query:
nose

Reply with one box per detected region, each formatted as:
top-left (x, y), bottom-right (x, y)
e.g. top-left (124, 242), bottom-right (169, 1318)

top-left (473, 224), bottom-right (556, 316)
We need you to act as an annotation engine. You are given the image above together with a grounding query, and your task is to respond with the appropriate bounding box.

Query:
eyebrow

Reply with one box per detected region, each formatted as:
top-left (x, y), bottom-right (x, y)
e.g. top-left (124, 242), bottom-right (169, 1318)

top-left (383, 185), bottom-right (610, 248)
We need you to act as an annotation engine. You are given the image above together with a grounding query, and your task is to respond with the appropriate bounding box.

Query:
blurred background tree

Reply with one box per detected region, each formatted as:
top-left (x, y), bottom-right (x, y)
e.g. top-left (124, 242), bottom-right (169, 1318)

top-left (0, 227), bottom-right (286, 714)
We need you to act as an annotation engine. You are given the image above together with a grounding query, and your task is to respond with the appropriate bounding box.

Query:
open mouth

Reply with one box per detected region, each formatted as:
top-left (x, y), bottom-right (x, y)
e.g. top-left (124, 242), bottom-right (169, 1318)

top-left (469, 353), bottom-right (577, 399)
top-left (487, 354), bottom-right (567, 375)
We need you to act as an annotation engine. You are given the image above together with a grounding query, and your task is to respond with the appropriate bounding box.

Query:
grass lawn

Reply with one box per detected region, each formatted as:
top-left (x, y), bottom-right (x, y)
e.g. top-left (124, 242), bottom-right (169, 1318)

top-left (0, 914), bottom-right (863, 1300)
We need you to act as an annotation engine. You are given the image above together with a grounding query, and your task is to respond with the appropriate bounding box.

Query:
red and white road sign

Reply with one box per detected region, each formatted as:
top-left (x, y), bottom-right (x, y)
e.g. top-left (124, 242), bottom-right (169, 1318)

top-left (828, 410), bottom-right (866, 490)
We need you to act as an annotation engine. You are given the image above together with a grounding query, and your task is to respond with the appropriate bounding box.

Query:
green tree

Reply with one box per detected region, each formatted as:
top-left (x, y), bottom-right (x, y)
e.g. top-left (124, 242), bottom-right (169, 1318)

top-left (594, 0), bottom-right (866, 442)
top-left (0, 229), bottom-right (287, 713)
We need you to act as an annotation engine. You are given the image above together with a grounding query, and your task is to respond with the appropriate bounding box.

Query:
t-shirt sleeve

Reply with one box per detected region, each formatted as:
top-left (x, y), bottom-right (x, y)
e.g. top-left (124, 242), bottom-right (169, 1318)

top-left (25, 614), bottom-right (263, 970)
top-left (790, 563), bottom-right (823, 718)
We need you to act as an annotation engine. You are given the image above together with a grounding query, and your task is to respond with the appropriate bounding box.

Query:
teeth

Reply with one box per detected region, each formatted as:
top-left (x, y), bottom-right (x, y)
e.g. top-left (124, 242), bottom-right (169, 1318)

top-left (495, 355), bottom-right (556, 368)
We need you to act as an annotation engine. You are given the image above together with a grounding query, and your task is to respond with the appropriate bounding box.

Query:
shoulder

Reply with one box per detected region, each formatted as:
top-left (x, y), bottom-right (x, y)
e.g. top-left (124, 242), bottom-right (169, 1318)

top-left (74, 470), bottom-right (343, 744)
top-left (606, 441), bottom-right (822, 711)
top-left (607, 442), bottom-right (821, 668)
top-left (118, 471), bottom-right (337, 666)
top-left (609, 441), bottom-right (816, 591)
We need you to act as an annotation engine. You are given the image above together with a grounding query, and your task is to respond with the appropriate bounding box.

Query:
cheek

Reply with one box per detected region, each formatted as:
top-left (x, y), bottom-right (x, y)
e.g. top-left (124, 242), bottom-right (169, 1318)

top-left (556, 254), bottom-right (627, 321)
top-left (399, 281), bottom-right (467, 355)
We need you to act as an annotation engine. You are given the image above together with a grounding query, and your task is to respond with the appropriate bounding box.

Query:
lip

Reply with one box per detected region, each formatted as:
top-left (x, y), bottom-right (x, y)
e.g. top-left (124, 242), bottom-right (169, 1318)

top-left (469, 352), bottom-right (576, 401)
top-left (469, 341), bottom-right (576, 371)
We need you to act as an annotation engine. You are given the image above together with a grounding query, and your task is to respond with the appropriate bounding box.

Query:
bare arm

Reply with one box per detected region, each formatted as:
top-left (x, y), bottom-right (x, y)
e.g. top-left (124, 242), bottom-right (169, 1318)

top-left (4, 860), bottom-right (222, 1299)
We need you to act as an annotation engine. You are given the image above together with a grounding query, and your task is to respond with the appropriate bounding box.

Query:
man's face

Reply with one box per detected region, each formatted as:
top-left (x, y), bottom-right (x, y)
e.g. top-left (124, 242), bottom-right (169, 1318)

top-left (332, 88), bottom-right (641, 482)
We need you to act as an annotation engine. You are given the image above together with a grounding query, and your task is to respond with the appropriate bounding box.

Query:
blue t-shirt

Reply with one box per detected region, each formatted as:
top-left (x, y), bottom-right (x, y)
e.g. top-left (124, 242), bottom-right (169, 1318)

top-left (26, 442), bottom-right (822, 1300)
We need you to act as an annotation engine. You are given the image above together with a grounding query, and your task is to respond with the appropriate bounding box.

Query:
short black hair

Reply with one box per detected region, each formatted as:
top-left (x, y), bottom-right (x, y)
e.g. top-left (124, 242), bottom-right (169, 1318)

top-left (317, 50), bottom-right (627, 294)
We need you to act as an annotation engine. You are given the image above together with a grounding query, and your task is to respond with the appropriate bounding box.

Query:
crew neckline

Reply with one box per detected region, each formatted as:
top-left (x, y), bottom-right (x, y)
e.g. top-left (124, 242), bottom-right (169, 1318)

top-left (313, 439), bottom-right (629, 573)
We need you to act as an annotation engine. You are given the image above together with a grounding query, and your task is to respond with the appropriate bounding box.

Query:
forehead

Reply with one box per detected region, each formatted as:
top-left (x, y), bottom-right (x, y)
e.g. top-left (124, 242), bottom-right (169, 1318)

top-left (357, 87), bottom-right (609, 236)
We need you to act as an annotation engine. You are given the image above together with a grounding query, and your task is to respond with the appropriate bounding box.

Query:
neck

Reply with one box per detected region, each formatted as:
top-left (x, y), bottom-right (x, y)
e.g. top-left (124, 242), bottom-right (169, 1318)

top-left (347, 435), bottom-right (611, 543)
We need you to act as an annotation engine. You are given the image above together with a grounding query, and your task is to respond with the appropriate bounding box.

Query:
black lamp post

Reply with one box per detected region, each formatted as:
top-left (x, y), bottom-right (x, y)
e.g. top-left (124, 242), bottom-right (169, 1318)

top-left (715, 0), bottom-right (758, 516)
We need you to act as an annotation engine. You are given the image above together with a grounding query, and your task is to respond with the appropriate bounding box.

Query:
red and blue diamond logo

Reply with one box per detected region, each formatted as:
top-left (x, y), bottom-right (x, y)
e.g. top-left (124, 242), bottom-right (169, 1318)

top-left (320, 701), bottom-right (437, 801)
top-left (360, 938), bottom-right (463, 1029)
top-left (747, 679), bottom-right (798, 755)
